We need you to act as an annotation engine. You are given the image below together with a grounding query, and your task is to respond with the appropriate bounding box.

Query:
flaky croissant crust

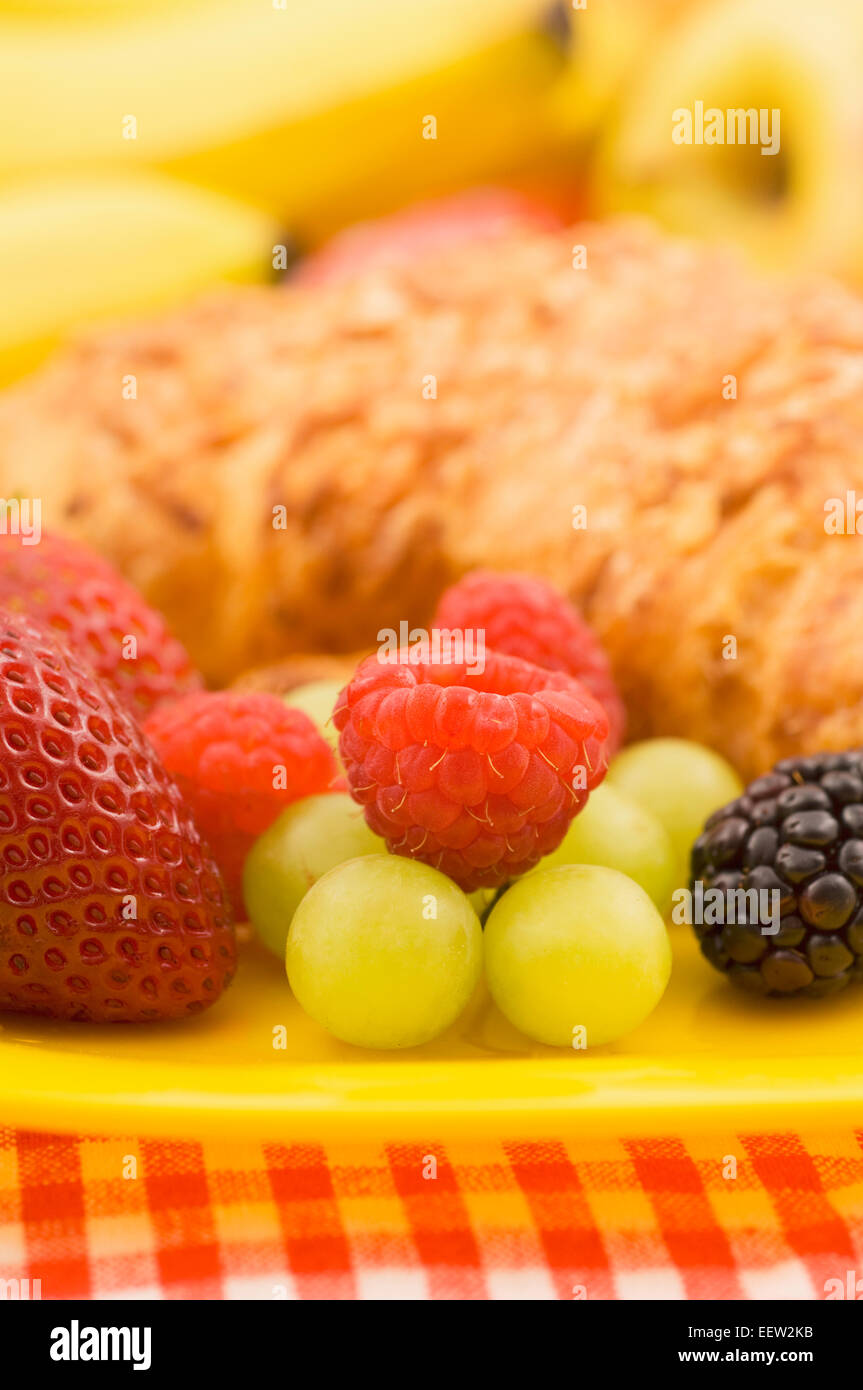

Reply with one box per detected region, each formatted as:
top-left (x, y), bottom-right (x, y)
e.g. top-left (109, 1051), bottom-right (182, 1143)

top-left (2, 218), bottom-right (863, 777)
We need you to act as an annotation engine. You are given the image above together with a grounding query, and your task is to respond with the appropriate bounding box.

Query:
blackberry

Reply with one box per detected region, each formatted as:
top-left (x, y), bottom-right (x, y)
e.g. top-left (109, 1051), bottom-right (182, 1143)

top-left (690, 751), bottom-right (863, 998)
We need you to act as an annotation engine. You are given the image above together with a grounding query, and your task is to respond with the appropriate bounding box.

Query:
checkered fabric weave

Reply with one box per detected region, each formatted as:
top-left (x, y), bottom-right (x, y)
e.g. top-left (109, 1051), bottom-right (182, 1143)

top-left (2, 1127), bottom-right (862, 1300)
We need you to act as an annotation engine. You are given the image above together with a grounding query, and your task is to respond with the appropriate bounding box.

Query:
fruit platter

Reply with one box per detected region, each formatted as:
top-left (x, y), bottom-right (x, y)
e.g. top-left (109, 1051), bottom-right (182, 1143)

top-left (3, 534), bottom-right (863, 1143)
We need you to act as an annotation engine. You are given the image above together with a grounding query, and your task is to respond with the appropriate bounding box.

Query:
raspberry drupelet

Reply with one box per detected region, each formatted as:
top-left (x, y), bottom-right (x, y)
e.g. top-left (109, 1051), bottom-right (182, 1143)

top-left (432, 570), bottom-right (625, 754)
top-left (144, 691), bottom-right (337, 916)
top-left (333, 649), bottom-right (611, 892)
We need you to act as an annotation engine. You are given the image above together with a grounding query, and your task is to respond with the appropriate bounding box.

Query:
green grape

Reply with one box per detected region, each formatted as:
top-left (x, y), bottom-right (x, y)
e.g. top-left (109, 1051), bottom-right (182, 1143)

top-left (286, 855), bottom-right (482, 1049)
top-left (282, 679), bottom-right (344, 757)
top-left (484, 864), bottom-right (672, 1047)
top-left (243, 793), bottom-right (381, 958)
top-left (468, 887), bottom-right (497, 920)
top-left (608, 738), bottom-right (743, 882)
top-left (530, 782), bottom-right (676, 912)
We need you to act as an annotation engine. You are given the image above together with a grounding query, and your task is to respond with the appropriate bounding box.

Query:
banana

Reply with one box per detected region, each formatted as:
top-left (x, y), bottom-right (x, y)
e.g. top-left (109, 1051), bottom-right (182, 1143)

top-left (0, 0), bottom-right (557, 176)
top-left (0, 172), bottom-right (276, 385)
top-left (549, 0), bottom-right (696, 142)
top-left (167, 25), bottom-right (568, 241)
top-left (0, 0), bottom-right (571, 384)
top-left (0, 1), bottom-right (186, 16)
top-left (593, 0), bottom-right (863, 280)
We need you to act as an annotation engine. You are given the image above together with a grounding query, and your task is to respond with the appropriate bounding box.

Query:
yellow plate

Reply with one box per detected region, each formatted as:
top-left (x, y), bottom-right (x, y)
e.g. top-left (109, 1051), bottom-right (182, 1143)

top-left (1, 929), bottom-right (861, 1140)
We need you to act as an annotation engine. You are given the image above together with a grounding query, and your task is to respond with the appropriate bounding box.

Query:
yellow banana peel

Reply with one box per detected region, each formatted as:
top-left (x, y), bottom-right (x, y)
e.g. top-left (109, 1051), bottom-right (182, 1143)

top-left (0, 0), bottom-right (557, 175)
top-left (166, 25), bottom-right (568, 239)
top-left (550, 0), bottom-right (698, 142)
top-left (593, 0), bottom-right (863, 281)
top-left (0, 172), bottom-right (277, 385)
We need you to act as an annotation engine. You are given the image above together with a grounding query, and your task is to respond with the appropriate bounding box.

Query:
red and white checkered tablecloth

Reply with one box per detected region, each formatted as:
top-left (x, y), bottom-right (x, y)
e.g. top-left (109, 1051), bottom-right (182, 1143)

top-left (2, 1126), bottom-right (862, 1300)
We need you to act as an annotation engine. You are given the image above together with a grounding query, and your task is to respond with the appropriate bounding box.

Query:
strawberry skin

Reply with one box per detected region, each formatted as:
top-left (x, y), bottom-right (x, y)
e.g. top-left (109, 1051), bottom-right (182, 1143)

top-left (0, 530), bottom-right (203, 719)
top-left (0, 615), bottom-right (236, 1022)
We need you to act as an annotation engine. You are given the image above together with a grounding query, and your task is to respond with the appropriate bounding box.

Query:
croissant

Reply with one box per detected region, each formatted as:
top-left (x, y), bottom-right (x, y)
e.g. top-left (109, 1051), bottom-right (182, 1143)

top-left (1, 217), bottom-right (862, 778)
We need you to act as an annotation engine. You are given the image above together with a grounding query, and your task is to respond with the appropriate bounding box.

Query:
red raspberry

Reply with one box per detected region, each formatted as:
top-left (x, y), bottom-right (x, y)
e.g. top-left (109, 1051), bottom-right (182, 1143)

top-left (334, 649), bottom-right (610, 891)
top-left (0, 530), bottom-right (203, 720)
top-left (0, 614), bottom-right (235, 1022)
top-left (433, 571), bottom-right (625, 753)
top-left (144, 692), bottom-right (337, 915)
top-left (295, 188), bottom-right (563, 286)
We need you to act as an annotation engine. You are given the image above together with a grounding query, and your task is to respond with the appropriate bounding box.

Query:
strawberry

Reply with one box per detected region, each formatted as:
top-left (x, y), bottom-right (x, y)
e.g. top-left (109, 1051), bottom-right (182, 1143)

top-left (0, 530), bottom-right (203, 719)
top-left (0, 614), bottom-right (235, 1022)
